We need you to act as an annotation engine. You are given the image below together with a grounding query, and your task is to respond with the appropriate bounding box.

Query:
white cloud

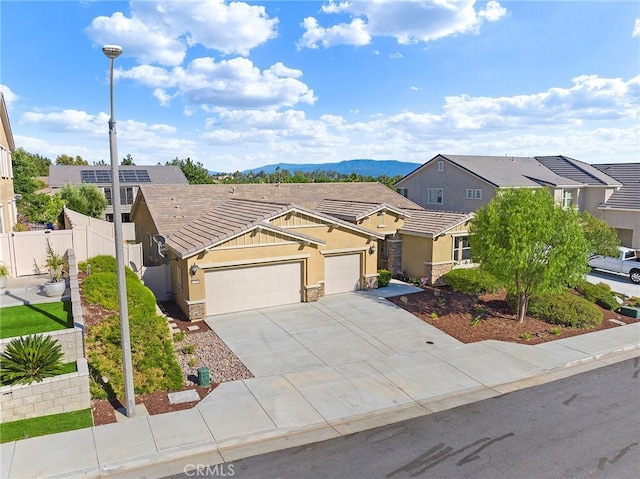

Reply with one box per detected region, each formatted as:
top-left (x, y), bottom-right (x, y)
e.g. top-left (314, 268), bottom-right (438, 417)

top-left (411, 86), bottom-right (421, 91)
top-left (0, 84), bottom-right (18, 107)
top-left (389, 52), bottom-right (404, 59)
top-left (633, 18), bottom-right (640, 38)
top-left (116, 57), bottom-right (316, 110)
top-left (86, 0), bottom-right (278, 66)
top-left (298, 0), bottom-right (507, 49)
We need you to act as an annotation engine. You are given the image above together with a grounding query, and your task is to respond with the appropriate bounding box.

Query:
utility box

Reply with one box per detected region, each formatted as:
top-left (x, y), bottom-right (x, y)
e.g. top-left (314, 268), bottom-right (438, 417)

top-left (197, 366), bottom-right (211, 387)
top-left (619, 306), bottom-right (640, 319)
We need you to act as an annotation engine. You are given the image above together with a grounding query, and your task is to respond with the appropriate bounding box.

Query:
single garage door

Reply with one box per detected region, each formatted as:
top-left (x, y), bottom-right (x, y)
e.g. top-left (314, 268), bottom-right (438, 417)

top-left (205, 262), bottom-right (302, 315)
top-left (324, 254), bottom-right (361, 295)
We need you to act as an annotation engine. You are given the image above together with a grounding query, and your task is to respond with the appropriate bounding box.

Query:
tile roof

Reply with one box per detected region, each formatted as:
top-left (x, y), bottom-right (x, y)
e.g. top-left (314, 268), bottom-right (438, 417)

top-left (400, 209), bottom-right (474, 238)
top-left (535, 156), bottom-right (621, 186)
top-left (315, 199), bottom-right (409, 221)
top-left (136, 182), bottom-right (421, 236)
top-left (592, 163), bottom-right (640, 211)
top-left (441, 155), bottom-right (583, 188)
top-left (48, 165), bottom-right (189, 187)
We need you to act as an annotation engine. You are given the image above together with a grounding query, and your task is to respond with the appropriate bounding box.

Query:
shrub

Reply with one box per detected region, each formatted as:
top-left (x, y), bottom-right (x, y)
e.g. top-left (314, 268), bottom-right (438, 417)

top-left (79, 255), bottom-right (137, 279)
top-left (82, 272), bottom-right (157, 318)
top-left (377, 269), bottom-right (392, 287)
top-left (527, 291), bottom-right (603, 329)
top-left (575, 281), bottom-right (619, 311)
top-left (443, 268), bottom-right (503, 295)
top-left (0, 335), bottom-right (63, 385)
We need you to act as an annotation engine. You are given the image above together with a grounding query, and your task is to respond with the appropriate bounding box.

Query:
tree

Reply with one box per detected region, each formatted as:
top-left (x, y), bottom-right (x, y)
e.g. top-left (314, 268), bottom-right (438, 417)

top-left (17, 193), bottom-right (66, 225)
top-left (56, 154), bottom-right (88, 166)
top-left (578, 211), bottom-right (621, 257)
top-left (121, 154), bottom-right (135, 165)
top-left (60, 183), bottom-right (108, 218)
top-left (469, 188), bottom-right (589, 323)
top-left (11, 148), bottom-right (50, 195)
top-left (93, 159), bottom-right (107, 166)
top-left (166, 157), bottom-right (213, 184)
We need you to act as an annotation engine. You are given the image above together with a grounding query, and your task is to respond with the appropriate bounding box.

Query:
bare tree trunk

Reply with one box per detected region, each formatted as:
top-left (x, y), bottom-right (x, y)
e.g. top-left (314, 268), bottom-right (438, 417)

top-left (517, 292), bottom-right (527, 323)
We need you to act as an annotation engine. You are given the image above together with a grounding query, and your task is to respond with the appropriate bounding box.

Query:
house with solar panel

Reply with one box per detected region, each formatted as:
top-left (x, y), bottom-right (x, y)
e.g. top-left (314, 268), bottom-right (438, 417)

top-left (48, 165), bottom-right (189, 222)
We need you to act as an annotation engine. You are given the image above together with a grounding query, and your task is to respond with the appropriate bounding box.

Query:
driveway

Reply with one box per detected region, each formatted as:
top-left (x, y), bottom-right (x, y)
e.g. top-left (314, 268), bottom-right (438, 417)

top-left (586, 270), bottom-right (640, 297)
top-left (204, 290), bottom-right (463, 377)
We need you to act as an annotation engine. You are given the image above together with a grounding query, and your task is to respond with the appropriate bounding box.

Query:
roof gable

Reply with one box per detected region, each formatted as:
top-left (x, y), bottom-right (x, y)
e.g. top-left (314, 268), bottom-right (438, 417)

top-left (400, 209), bottom-right (474, 238)
top-left (535, 156), bottom-right (620, 186)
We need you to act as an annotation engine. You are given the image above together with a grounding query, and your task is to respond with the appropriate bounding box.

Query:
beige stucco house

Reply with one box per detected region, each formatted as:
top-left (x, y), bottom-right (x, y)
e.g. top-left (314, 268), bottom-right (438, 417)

top-left (395, 154), bottom-right (637, 248)
top-left (0, 93), bottom-right (16, 234)
top-left (132, 183), bottom-right (475, 320)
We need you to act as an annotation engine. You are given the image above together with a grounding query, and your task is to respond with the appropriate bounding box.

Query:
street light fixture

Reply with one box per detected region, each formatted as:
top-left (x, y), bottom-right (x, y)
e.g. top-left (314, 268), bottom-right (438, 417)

top-left (102, 44), bottom-right (136, 418)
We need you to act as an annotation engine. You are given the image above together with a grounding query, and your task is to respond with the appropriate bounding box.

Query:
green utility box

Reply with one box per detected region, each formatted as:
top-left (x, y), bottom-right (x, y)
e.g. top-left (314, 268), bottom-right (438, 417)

top-left (198, 366), bottom-right (211, 387)
top-left (619, 306), bottom-right (640, 319)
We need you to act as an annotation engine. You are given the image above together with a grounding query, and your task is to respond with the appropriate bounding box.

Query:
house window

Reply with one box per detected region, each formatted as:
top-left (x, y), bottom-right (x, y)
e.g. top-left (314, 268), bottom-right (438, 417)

top-left (104, 187), bottom-right (112, 205)
top-left (453, 236), bottom-right (471, 262)
top-left (562, 189), bottom-right (576, 209)
top-left (377, 211), bottom-right (386, 228)
top-left (437, 161), bottom-right (444, 171)
top-left (176, 266), bottom-right (183, 292)
top-left (396, 188), bottom-right (408, 197)
top-left (104, 187), bottom-right (135, 205)
top-left (428, 188), bottom-right (444, 205)
top-left (465, 189), bottom-right (483, 200)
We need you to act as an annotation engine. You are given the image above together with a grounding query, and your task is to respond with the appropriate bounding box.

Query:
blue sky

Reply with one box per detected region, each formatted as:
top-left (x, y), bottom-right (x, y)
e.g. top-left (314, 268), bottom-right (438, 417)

top-left (1, 0), bottom-right (638, 173)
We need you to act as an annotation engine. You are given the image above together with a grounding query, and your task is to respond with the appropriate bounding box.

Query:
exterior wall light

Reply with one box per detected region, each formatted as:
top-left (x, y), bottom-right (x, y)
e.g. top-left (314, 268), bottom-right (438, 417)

top-left (190, 264), bottom-right (200, 276)
top-left (369, 244), bottom-right (377, 255)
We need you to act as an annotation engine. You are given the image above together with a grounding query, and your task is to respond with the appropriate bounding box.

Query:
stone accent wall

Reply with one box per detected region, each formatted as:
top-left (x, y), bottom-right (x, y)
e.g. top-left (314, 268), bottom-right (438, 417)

top-left (386, 238), bottom-right (403, 275)
top-left (0, 328), bottom-right (84, 363)
top-left (305, 283), bottom-right (324, 302)
top-left (0, 359), bottom-right (91, 422)
top-left (423, 262), bottom-right (454, 286)
top-left (187, 301), bottom-right (205, 322)
top-left (364, 274), bottom-right (378, 290)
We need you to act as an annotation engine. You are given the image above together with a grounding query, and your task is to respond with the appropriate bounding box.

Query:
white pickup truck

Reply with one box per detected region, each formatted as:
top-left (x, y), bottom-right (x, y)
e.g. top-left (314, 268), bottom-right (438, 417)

top-left (588, 247), bottom-right (640, 284)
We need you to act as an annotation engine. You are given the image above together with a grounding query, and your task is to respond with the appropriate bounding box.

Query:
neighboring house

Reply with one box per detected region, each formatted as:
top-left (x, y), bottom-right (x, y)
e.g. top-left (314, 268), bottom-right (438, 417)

top-left (591, 163), bottom-right (640, 249)
top-left (395, 154), bottom-right (637, 247)
top-left (0, 93), bottom-right (16, 234)
top-left (132, 183), bottom-right (474, 320)
top-left (48, 165), bottom-right (188, 222)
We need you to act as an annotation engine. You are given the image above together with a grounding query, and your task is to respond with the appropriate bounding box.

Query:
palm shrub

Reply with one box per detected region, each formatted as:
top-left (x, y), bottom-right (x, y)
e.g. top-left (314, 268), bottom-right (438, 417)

top-left (0, 335), bottom-right (63, 385)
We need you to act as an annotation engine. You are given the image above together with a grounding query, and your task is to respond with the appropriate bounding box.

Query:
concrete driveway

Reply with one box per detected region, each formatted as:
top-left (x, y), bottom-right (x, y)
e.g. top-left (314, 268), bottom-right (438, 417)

top-left (586, 270), bottom-right (640, 297)
top-left (204, 290), bottom-right (463, 377)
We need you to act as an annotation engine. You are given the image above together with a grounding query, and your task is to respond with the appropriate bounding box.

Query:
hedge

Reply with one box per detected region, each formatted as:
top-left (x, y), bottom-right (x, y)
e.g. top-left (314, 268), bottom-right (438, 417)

top-left (442, 268), bottom-right (503, 295)
top-left (575, 281), bottom-right (619, 311)
top-left (527, 291), bottom-right (603, 329)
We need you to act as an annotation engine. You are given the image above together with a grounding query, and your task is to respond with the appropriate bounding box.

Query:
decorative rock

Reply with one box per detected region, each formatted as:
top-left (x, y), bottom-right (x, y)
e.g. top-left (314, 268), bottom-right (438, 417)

top-left (608, 318), bottom-right (627, 326)
top-left (187, 325), bottom-right (200, 331)
top-left (168, 389), bottom-right (200, 404)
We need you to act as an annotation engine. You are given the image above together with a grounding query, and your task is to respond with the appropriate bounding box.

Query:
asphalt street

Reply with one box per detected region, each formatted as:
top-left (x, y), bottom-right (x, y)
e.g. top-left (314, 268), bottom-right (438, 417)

top-left (166, 357), bottom-right (640, 479)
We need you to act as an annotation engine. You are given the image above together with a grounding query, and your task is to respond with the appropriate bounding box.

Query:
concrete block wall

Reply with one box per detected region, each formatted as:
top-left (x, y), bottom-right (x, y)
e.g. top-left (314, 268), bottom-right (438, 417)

top-left (0, 358), bottom-right (91, 422)
top-left (0, 328), bottom-right (83, 362)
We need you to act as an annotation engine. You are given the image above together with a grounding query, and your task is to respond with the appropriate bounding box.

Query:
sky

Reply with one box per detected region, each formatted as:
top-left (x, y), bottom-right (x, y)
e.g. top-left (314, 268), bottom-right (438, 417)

top-left (1, 1), bottom-right (639, 173)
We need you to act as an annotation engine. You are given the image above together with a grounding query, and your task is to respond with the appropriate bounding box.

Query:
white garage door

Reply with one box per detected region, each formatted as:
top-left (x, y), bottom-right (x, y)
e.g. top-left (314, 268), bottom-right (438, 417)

top-left (205, 262), bottom-right (302, 315)
top-left (324, 254), bottom-right (361, 295)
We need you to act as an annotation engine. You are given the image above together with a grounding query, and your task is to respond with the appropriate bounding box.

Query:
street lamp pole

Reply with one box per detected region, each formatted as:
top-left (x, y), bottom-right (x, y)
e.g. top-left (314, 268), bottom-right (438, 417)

top-left (102, 44), bottom-right (135, 418)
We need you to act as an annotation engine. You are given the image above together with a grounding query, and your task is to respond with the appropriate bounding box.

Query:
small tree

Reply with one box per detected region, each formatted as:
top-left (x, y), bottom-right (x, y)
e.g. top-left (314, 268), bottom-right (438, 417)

top-left (0, 335), bottom-right (64, 385)
top-left (121, 154), bottom-right (135, 165)
top-left (56, 154), bottom-right (88, 166)
top-left (469, 188), bottom-right (590, 323)
top-left (60, 183), bottom-right (108, 218)
top-left (578, 211), bottom-right (621, 257)
top-left (17, 192), bottom-right (65, 225)
top-left (166, 157), bottom-right (213, 184)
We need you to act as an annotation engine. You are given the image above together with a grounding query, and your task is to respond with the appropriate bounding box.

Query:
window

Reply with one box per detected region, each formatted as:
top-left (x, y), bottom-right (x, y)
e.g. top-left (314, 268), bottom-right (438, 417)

top-left (437, 161), bottom-right (444, 171)
top-left (176, 266), bottom-right (183, 292)
top-left (103, 187), bottom-right (112, 205)
top-left (377, 211), bottom-right (386, 228)
top-left (103, 187), bottom-right (135, 205)
top-left (562, 189), bottom-right (576, 209)
top-left (465, 189), bottom-right (483, 200)
top-left (453, 236), bottom-right (471, 262)
top-left (428, 188), bottom-right (443, 205)
top-left (396, 188), bottom-right (408, 197)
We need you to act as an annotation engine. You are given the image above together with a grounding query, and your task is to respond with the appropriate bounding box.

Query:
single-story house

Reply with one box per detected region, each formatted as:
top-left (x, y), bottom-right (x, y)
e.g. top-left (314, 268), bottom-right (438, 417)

top-left (131, 183), bottom-right (475, 320)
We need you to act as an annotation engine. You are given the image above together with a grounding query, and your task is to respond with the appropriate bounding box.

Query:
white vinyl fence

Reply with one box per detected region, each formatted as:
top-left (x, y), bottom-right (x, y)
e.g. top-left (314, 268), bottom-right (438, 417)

top-left (0, 209), bottom-right (142, 277)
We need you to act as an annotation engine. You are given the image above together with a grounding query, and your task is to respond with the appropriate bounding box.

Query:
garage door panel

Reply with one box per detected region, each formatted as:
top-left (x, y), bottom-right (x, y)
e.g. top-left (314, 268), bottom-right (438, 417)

top-left (205, 262), bottom-right (302, 316)
top-left (325, 254), bottom-right (361, 295)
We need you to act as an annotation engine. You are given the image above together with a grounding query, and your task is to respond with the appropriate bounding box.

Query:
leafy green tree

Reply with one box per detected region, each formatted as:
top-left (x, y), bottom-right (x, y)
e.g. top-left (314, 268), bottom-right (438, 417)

top-left (17, 193), bottom-right (66, 224)
top-left (469, 188), bottom-right (590, 323)
top-left (60, 183), bottom-right (108, 218)
top-left (11, 148), bottom-right (50, 195)
top-left (56, 154), bottom-right (88, 166)
top-left (166, 157), bottom-right (213, 184)
top-left (121, 154), bottom-right (135, 165)
top-left (578, 211), bottom-right (621, 257)
top-left (0, 335), bottom-right (63, 385)
top-left (93, 159), bottom-right (107, 166)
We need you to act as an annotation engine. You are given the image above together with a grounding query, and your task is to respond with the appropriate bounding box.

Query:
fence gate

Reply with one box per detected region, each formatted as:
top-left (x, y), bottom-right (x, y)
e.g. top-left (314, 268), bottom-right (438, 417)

top-left (10, 230), bottom-right (74, 277)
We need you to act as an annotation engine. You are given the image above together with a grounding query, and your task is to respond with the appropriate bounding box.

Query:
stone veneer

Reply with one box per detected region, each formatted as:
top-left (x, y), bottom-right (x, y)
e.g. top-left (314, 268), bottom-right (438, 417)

top-left (0, 359), bottom-right (91, 422)
top-left (423, 261), bottom-right (454, 286)
top-left (305, 283), bottom-right (324, 302)
top-left (187, 301), bottom-right (205, 322)
top-left (386, 238), bottom-right (403, 275)
top-left (364, 274), bottom-right (378, 290)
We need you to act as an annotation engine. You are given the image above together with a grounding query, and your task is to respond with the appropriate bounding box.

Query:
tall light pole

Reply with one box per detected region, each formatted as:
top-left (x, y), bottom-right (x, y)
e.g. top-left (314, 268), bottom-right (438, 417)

top-left (103, 44), bottom-right (135, 418)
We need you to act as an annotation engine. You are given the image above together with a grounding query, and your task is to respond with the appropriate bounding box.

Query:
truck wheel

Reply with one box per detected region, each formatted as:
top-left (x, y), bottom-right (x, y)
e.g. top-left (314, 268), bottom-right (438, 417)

top-left (630, 270), bottom-right (640, 284)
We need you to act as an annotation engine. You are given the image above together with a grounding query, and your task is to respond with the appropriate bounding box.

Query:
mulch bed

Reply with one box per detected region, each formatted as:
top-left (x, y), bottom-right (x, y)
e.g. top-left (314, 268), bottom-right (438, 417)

top-left (388, 286), bottom-right (638, 346)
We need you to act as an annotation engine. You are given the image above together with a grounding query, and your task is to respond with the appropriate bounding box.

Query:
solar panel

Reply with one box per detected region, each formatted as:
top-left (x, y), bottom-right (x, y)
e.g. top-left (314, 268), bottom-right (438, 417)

top-left (119, 170), bottom-right (137, 182)
top-left (80, 170), bottom-right (96, 183)
top-left (81, 169), bottom-right (151, 184)
top-left (95, 170), bottom-right (111, 183)
top-left (136, 170), bottom-right (151, 182)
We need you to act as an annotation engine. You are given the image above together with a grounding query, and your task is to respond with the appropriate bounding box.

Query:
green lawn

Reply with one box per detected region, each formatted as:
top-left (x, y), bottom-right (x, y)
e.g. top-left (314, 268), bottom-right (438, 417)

top-left (0, 409), bottom-right (93, 443)
top-left (0, 302), bottom-right (72, 339)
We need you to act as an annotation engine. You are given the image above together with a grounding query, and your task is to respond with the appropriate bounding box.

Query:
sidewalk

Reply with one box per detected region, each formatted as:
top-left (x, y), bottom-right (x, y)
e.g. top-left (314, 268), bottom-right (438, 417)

top-left (1, 293), bottom-right (639, 478)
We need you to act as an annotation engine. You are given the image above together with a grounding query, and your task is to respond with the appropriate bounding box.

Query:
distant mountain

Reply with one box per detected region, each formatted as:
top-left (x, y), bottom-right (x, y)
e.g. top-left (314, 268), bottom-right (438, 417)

top-left (243, 159), bottom-right (421, 177)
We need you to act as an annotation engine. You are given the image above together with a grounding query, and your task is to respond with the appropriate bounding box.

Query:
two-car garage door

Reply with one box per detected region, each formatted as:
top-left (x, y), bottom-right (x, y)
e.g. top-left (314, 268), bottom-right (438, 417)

top-left (205, 262), bottom-right (302, 316)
